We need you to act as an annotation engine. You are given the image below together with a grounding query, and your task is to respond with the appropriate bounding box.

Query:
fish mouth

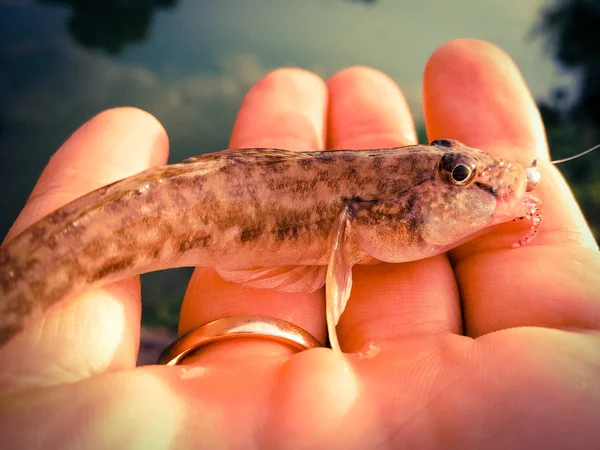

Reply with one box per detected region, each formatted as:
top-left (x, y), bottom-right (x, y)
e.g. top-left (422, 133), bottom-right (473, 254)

top-left (492, 187), bottom-right (527, 223)
top-left (474, 182), bottom-right (498, 198)
top-left (485, 158), bottom-right (529, 223)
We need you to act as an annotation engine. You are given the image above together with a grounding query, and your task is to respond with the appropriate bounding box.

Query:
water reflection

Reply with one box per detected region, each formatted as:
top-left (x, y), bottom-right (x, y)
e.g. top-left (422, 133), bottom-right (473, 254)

top-left (36, 0), bottom-right (177, 54)
top-left (2, 0), bottom-right (599, 333)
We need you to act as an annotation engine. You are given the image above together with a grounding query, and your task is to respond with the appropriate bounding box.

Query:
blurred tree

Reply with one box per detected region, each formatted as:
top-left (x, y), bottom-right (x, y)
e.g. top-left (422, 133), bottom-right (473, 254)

top-left (36, 0), bottom-right (177, 54)
top-left (534, 0), bottom-right (600, 238)
top-left (535, 0), bottom-right (600, 127)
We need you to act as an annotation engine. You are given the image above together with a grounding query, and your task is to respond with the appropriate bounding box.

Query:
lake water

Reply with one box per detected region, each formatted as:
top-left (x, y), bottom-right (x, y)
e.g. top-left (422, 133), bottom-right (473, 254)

top-left (0, 0), bottom-right (574, 328)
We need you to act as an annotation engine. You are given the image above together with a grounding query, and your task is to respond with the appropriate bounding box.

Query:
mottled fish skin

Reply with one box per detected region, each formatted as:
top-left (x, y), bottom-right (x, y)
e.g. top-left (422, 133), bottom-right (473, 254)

top-left (0, 140), bottom-right (531, 347)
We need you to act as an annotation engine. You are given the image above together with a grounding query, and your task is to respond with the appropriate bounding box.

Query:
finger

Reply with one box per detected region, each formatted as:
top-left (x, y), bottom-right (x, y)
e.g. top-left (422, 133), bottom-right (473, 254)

top-left (327, 67), bottom-right (462, 353)
top-left (178, 69), bottom-right (328, 365)
top-left (424, 39), bottom-right (596, 249)
top-left (0, 108), bottom-right (169, 392)
top-left (327, 67), bottom-right (417, 148)
top-left (424, 39), bottom-right (600, 336)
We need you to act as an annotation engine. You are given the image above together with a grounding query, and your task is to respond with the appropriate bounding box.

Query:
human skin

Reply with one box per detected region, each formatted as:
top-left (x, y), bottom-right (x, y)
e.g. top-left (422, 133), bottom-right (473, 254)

top-left (0, 39), bottom-right (599, 449)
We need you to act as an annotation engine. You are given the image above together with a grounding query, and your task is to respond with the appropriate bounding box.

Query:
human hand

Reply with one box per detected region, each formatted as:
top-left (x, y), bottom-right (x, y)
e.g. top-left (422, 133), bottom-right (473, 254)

top-left (1, 39), bottom-right (599, 449)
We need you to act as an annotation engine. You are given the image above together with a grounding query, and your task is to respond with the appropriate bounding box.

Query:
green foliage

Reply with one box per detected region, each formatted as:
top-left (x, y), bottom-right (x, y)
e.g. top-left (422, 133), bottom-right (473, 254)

top-left (533, 0), bottom-right (600, 241)
top-left (544, 120), bottom-right (600, 240)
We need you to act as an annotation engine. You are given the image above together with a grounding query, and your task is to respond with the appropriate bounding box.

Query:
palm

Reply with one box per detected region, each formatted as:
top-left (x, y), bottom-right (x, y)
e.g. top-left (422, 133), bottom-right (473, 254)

top-left (1, 40), bottom-right (599, 449)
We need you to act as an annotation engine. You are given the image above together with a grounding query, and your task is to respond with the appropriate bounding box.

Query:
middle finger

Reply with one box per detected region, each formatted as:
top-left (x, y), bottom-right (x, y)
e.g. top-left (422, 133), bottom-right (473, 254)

top-left (327, 67), bottom-right (462, 354)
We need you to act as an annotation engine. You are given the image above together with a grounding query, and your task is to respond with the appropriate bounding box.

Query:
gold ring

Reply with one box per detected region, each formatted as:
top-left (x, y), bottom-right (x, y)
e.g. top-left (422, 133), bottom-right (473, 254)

top-left (157, 315), bottom-right (322, 365)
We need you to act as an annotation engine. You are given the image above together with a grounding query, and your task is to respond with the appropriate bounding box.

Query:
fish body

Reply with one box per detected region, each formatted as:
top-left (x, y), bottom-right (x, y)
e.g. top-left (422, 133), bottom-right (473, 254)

top-left (0, 139), bottom-right (538, 349)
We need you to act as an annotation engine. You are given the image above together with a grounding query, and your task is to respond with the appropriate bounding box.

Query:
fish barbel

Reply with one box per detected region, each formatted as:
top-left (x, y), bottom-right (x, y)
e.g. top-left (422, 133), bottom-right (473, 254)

top-left (0, 139), bottom-right (541, 351)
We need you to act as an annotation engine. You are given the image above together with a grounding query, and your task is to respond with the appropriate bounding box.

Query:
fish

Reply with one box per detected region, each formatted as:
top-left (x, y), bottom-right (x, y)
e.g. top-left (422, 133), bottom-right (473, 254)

top-left (0, 139), bottom-right (542, 352)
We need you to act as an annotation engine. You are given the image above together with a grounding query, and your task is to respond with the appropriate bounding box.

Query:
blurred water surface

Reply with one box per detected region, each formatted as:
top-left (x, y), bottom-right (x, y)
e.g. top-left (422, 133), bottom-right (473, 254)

top-left (0, 0), bottom-right (594, 329)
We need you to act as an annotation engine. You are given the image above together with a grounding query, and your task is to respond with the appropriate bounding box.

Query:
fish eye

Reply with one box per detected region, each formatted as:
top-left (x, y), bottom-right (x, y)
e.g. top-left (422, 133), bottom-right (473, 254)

top-left (439, 153), bottom-right (477, 186)
top-left (451, 164), bottom-right (471, 182)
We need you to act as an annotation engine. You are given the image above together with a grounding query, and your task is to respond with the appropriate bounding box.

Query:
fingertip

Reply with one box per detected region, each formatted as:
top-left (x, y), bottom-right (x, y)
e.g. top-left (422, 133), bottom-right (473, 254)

top-left (231, 68), bottom-right (327, 149)
top-left (425, 38), bottom-right (507, 72)
top-left (423, 38), bottom-right (547, 159)
top-left (254, 67), bottom-right (326, 92)
top-left (86, 106), bottom-right (167, 132)
top-left (244, 67), bottom-right (326, 112)
top-left (328, 65), bottom-right (398, 87)
top-left (327, 66), bottom-right (416, 148)
top-left (55, 106), bottom-right (170, 171)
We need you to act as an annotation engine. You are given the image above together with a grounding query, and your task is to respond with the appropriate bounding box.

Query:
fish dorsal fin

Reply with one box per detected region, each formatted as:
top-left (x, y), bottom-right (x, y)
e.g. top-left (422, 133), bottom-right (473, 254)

top-left (216, 265), bottom-right (327, 293)
top-left (182, 148), bottom-right (314, 165)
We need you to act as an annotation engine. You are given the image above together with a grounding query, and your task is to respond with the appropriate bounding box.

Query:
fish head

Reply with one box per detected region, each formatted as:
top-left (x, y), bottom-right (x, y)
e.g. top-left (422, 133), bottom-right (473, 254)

top-left (350, 140), bottom-right (537, 262)
top-left (419, 141), bottom-right (534, 246)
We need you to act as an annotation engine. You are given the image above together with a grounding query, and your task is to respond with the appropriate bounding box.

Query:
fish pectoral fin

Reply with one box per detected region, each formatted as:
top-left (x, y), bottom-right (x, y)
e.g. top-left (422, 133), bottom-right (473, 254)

top-left (326, 206), bottom-right (354, 354)
top-left (216, 265), bottom-right (327, 293)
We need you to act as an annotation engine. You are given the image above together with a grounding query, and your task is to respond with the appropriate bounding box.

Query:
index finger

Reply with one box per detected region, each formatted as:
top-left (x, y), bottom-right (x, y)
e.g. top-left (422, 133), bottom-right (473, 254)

top-left (423, 39), bottom-right (600, 336)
